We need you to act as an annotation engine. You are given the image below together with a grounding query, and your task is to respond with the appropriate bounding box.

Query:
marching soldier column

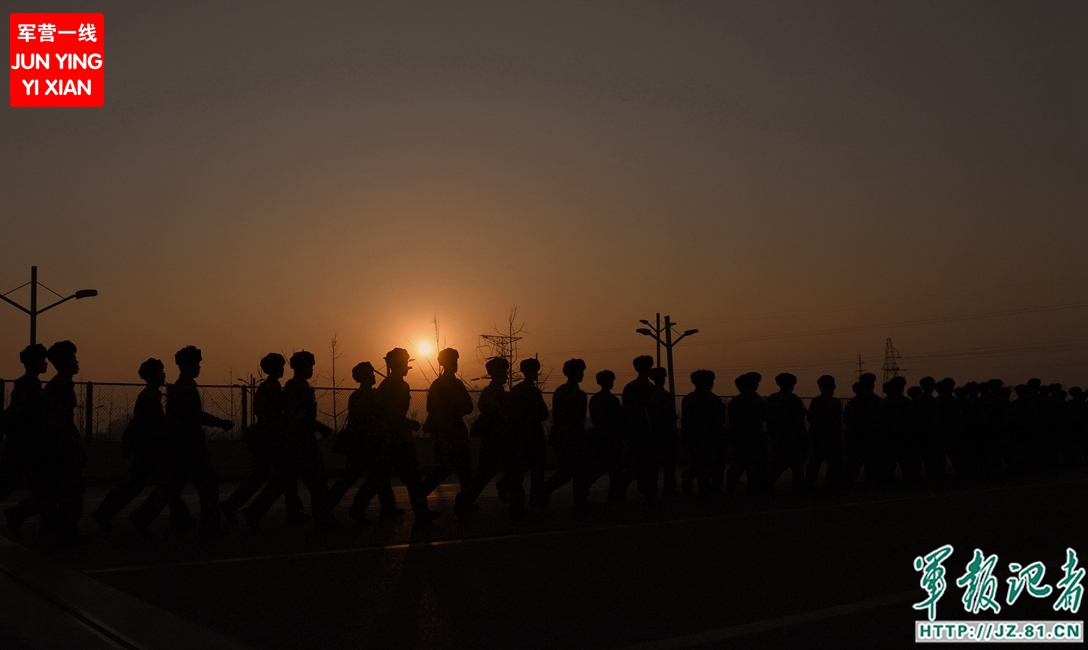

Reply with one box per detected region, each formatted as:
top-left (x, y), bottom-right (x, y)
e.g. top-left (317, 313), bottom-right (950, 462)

top-left (2, 340), bottom-right (1087, 540)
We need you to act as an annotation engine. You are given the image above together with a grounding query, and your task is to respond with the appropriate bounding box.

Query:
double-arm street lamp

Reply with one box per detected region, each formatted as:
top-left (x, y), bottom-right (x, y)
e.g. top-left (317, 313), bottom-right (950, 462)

top-left (636, 314), bottom-right (697, 397)
top-left (0, 266), bottom-right (98, 345)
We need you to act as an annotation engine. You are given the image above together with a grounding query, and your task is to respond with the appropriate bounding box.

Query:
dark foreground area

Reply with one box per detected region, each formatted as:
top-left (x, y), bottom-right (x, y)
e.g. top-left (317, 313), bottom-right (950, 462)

top-left (1, 472), bottom-right (1086, 649)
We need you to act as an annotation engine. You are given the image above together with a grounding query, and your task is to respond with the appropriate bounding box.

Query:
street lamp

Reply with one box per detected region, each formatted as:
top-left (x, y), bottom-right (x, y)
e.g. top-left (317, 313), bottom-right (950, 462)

top-left (636, 315), bottom-right (698, 396)
top-left (0, 266), bottom-right (98, 345)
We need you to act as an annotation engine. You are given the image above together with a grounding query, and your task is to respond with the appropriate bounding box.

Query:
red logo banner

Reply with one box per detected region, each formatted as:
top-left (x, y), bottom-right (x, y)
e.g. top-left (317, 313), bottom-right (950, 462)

top-left (10, 12), bottom-right (104, 107)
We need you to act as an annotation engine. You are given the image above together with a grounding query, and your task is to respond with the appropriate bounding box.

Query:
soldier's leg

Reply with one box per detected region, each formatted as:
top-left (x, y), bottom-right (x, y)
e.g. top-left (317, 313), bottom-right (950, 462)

top-left (129, 460), bottom-right (186, 531)
top-left (4, 491), bottom-right (44, 537)
top-left (529, 439), bottom-right (547, 507)
top-left (635, 442), bottom-right (660, 500)
top-left (726, 439), bottom-right (750, 493)
top-left (299, 441), bottom-right (335, 525)
top-left (661, 434), bottom-right (678, 496)
top-left (391, 440), bottom-right (433, 515)
top-left (0, 446), bottom-right (26, 502)
top-left (190, 447), bottom-right (221, 533)
top-left (350, 465), bottom-right (386, 518)
top-left (501, 444), bottom-right (527, 514)
top-left (421, 465), bottom-right (452, 498)
top-left (94, 456), bottom-right (153, 522)
top-left (806, 434), bottom-right (826, 486)
top-left (328, 456), bottom-right (364, 509)
top-left (463, 439), bottom-right (500, 504)
top-left (54, 472), bottom-right (84, 540)
top-left (543, 446), bottom-right (576, 499)
top-left (223, 449), bottom-right (272, 513)
top-left (453, 435), bottom-right (474, 495)
top-left (606, 443), bottom-right (627, 501)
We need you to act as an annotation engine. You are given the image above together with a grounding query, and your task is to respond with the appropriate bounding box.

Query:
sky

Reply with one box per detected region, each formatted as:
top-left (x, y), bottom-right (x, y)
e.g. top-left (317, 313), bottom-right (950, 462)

top-left (2, 1), bottom-right (1087, 394)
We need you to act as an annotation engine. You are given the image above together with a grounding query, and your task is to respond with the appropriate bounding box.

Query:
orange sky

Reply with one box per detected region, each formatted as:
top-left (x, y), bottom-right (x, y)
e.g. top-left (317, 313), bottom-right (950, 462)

top-left (3, 1), bottom-right (1086, 394)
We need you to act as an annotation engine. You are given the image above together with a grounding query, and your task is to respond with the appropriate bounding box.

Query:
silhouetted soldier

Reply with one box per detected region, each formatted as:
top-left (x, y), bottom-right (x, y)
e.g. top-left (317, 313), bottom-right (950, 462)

top-left (220, 353), bottom-right (304, 523)
top-left (1067, 387), bottom-right (1087, 467)
top-left (421, 349), bottom-right (475, 513)
top-left (6, 341), bottom-right (86, 540)
top-left (328, 362), bottom-right (399, 523)
top-left (882, 376), bottom-right (919, 484)
top-left (916, 377), bottom-right (945, 480)
top-left (650, 367), bottom-right (679, 498)
top-left (541, 358), bottom-right (589, 509)
top-left (507, 358), bottom-right (549, 514)
top-left (0, 344), bottom-right (47, 503)
top-left (934, 378), bottom-right (963, 476)
top-left (588, 370), bottom-right (626, 502)
top-left (726, 372), bottom-right (767, 495)
top-left (91, 358), bottom-right (191, 530)
top-left (349, 348), bottom-right (440, 522)
top-left (680, 369), bottom-right (725, 499)
top-left (244, 351), bottom-right (338, 530)
top-left (805, 375), bottom-right (843, 487)
top-left (129, 346), bottom-right (234, 535)
top-left (766, 373), bottom-right (808, 491)
top-left (1008, 383), bottom-right (1033, 474)
top-left (844, 374), bottom-right (881, 485)
top-left (622, 355), bottom-right (659, 502)
top-left (459, 357), bottom-right (510, 515)
top-left (985, 380), bottom-right (1012, 478)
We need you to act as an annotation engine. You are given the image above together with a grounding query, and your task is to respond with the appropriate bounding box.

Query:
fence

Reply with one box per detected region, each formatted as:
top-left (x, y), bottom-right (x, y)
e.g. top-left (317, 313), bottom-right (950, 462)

top-left (1, 378), bottom-right (837, 444)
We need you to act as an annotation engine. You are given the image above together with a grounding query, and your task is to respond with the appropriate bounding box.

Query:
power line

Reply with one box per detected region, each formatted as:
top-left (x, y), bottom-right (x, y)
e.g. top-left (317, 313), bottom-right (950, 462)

top-left (537, 300), bottom-right (1088, 357)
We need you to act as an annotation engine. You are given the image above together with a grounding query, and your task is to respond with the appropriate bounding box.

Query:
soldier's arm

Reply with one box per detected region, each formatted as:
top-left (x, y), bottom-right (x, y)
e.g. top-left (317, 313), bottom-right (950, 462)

top-left (196, 386), bottom-right (233, 430)
top-left (536, 392), bottom-right (550, 422)
top-left (457, 383), bottom-right (474, 416)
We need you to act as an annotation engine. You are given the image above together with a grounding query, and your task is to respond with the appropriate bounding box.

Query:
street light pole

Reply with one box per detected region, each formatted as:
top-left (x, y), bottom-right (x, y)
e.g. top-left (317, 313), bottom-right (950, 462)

top-left (664, 315), bottom-right (675, 397)
top-left (636, 314), bottom-right (698, 398)
top-left (655, 313), bottom-right (661, 368)
top-left (0, 266), bottom-right (98, 345)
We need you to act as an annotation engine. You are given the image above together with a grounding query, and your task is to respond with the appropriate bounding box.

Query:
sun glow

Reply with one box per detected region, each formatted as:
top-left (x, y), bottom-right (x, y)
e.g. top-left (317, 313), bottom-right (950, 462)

top-left (418, 342), bottom-right (432, 355)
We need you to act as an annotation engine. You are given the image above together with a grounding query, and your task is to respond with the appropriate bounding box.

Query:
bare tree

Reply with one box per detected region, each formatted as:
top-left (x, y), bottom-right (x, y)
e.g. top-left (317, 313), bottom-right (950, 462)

top-left (320, 333), bottom-right (346, 432)
top-left (477, 307), bottom-right (549, 389)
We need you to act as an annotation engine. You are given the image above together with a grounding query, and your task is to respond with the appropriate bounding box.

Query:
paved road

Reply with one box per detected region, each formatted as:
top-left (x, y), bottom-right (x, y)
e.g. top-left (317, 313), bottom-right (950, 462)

top-left (3, 471), bottom-right (1086, 649)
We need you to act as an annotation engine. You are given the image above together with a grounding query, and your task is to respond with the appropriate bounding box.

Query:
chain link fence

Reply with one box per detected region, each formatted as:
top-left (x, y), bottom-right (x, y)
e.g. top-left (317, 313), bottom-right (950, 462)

top-left (1, 379), bottom-right (842, 444)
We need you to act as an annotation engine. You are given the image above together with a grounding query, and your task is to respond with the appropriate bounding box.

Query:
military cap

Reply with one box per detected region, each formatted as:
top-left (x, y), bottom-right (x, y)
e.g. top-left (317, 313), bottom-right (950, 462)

top-left (632, 355), bottom-right (654, 373)
top-left (690, 369), bottom-right (715, 386)
top-left (817, 374), bottom-right (835, 390)
top-left (485, 357), bottom-right (509, 375)
top-left (138, 358), bottom-right (164, 381)
top-left (385, 347), bottom-right (411, 364)
top-left (290, 350), bottom-right (316, 369)
top-left (260, 353), bottom-right (286, 374)
top-left (595, 369), bottom-right (616, 384)
top-left (437, 348), bottom-right (459, 365)
top-left (352, 361), bottom-right (375, 382)
top-left (46, 340), bottom-right (77, 365)
top-left (650, 367), bottom-right (668, 382)
top-left (860, 373), bottom-right (877, 386)
top-left (520, 358), bottom-right (541, 373)
top-left (775, 373), bottom-right (797, 388)
top-left (175, 345), bottom-right (202, 367)
top-left (562, 358), bottom-right (586, 378)
top-left (19, 343), bottom-right (48, 365)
